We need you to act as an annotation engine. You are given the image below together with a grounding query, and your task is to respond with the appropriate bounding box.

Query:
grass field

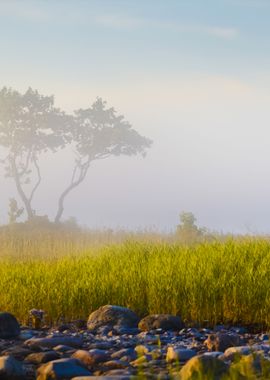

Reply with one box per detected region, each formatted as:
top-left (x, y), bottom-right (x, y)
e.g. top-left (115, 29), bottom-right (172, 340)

top-left (1, 230), bottom-right (270, 327)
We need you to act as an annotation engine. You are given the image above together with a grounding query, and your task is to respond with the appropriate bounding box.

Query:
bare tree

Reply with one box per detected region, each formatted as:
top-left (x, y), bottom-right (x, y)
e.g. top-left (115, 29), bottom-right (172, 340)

top-left (55, 98), bottom-right (152, 222)
top-left (0, 87), bottom-right (72, 220)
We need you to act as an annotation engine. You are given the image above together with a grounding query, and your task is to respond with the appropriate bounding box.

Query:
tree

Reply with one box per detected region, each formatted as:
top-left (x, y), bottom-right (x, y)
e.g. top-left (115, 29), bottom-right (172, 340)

top-left (54, 97), bottom-right (152, 222)
top-left (0, 87), bottom-right (73, 220)
top-left (176, 211), bottom-right (204, 243)
top-left (0, 88), bottom-right (152, 222)
top-left (8, 198), bottom-right (24, 224)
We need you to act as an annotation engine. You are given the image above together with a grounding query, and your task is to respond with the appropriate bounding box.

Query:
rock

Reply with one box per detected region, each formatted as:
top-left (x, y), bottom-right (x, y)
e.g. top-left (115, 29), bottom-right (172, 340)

top-left (18, 330), bottom-right (34, 341)
top-left (72, 377), bottom-right (131, 380)
top-left (53, 345), bottom-right (77, 353)
top-left (222, 346), bottom-right (251, 360)
top-left (24, 336), bottom-right (84, 349)
top-left (72, 349), bottom-right (109, 366)
top-left (102, 360), bottom-right (129, 369)
top-left (139, 314), bottom-right (183, 331)
top-left (1, 345), bottom-right (32, 360)
top-left (230, 353), bottom-right (270, 378)
top-left (37, 358), bottom-right (92, 380)
top-left (0, 312), bottom-right (20, 339)
top-left (87, 305), bottom-right (139, 332)
top-left (205, 333), bottom-right (241, 352)
top-left (0, 355), bottom-right (26, 379)
top-left (166, 347), bottom-right (196, 362)
top-left (135, 344), bottom-right (149, 355)
top-left (202, 352), bottom-right (223, 358)
top-left (111, 348), bottom-right (136, 360)
top-left (25, 350), bottom-right (60, 364)
top-left (179, 355), bottom-right (229, 380)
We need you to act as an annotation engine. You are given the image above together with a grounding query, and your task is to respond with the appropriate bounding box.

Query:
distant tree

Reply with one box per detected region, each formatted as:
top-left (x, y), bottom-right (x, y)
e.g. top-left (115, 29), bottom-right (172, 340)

top-left (176, 211), bottom-right (205, 243)
top-left (0, 87), bottom-right (73, 220)
top-left (8, 198), bottom-right (24, 224)
top-left (54, 97), bottom-right (152, 222)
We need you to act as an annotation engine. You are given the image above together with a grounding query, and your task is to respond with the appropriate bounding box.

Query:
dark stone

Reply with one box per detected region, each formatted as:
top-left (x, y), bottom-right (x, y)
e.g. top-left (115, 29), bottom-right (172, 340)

top-left (139, 314), bottom-right (183, 331)
top-left (25, 350), bottom-right (60, 364)
top-left (0, 355), bottom-right (26, 379)
top-left (0, 312), bottom-right (20, 339)
top-left (205, 333), bottom-right (241, 352)
top-left (37, 358), bottom-right (91, 380)
top-left (1, 345), bottom-right (32, 360)
top-left (24, 336), bottom-right (84, 349)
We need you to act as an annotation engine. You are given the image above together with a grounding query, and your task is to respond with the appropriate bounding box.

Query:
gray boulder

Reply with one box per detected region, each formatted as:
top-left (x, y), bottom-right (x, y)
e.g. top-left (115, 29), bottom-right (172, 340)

top-left (205, 333), bottom-right (241, 352)
top-left (139, 314), bottom-right (183, 331)
top-left (0, 312), bottom-right (20, 339)
top-left (87, 305), bottom-right (139, 332)
top-left (37, 358), bottom-right (91, 380)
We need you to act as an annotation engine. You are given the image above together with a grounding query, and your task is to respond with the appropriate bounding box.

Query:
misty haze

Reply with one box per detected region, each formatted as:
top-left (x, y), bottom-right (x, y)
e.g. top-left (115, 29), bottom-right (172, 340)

top-left (1, 1), bottom-right (270, 379)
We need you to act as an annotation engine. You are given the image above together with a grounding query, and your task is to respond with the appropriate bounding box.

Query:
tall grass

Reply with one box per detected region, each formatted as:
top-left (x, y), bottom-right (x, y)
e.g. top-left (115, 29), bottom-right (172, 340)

top-left (1, 234), bottom-right (270, 327)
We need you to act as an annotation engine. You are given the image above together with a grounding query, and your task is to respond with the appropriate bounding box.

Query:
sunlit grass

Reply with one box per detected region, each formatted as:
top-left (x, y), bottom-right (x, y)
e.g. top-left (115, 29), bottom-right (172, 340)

top-left (1, 233), bottom-right (270, 327)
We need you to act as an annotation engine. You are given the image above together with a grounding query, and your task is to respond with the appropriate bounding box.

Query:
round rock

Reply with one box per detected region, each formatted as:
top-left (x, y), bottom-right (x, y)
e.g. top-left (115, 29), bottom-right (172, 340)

top-left (180, 355), bottom-right (229, 380)
top-left (87, 305), bottom-right (139, 332)
top-left (139, 314), bottom-right (183, 331)
top-left (0, 312), bottom-right (20, 339)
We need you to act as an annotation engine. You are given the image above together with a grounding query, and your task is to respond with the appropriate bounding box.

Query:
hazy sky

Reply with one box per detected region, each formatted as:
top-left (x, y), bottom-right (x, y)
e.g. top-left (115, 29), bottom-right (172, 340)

top-left (1, 0), bottom-right (270, 233)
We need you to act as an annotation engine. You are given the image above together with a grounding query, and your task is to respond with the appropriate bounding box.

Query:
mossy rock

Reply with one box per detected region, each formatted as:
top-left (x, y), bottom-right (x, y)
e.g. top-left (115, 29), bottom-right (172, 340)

top-left (87, 305), bottom-right (139, 332)
top-left (180, 355), bottom-right (229, 380)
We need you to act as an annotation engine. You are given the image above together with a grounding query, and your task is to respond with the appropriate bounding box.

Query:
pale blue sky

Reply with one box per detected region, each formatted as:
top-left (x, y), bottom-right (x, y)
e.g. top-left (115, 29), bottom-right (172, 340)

top-left (1, 0), bottom-right (270, 233)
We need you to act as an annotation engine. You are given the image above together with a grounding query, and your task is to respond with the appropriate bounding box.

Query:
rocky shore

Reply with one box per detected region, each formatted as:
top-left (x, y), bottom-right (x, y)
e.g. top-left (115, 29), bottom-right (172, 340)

top-left (0, 305), bottom-right (269, 379)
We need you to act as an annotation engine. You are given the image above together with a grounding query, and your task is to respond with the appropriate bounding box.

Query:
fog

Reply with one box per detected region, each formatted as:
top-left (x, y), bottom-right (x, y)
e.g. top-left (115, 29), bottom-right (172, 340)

top-left (1, 0), bottom-right (270, 233)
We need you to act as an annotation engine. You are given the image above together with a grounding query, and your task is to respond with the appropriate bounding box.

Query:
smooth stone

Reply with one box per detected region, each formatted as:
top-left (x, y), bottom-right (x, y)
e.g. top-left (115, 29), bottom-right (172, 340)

top-left (53, 345), bottom-right (77, 353)
top-left (72, 349), bottom-right (109, 366)
top-left (87, 305), bottom-right (139, 332)
top-left (223, 346), bottom-right (251, 360)
top-left (0, 355), bottom-right (26, 379)
top-left (180, 355), bottom-right (229, 380)
top-left (111, 348), bottom-right (136, 360)
top-left (202, 352), bottom-right (224, 358)
top-left (25, 350), bottom-right (60, 364)
top-left (0, 312), bottom-right (20, 339)
top-left (18, 331), bottom-right (34, 341)
top-left (205, 333), bottom-right (241, 352)
top-left (166, 347), bottom-right (196, 362)
top-left (37, 358), bottom-right (92, 380)
top-left (139, 314), bottom-right (183, 332)
top-left (1, 345), bottom-right (32, 360)
top-left (25, 336), bottom-right (84, 349)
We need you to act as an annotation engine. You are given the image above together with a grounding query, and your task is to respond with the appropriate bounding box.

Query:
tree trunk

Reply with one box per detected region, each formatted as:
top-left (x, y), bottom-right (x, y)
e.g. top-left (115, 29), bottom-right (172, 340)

top-left (54, 161), bottom-right (90, 223)
top-left (11, 156), bottom-right (34, 220)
